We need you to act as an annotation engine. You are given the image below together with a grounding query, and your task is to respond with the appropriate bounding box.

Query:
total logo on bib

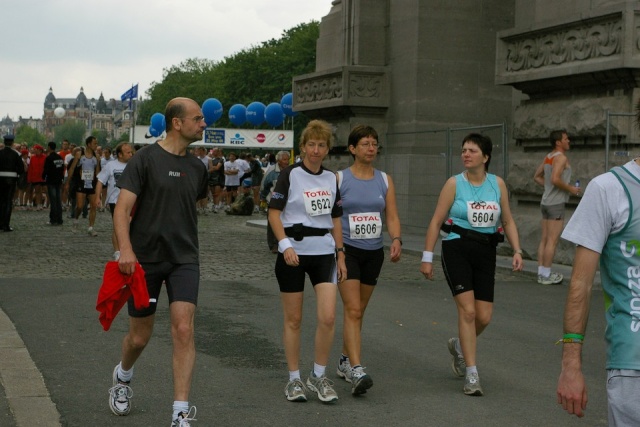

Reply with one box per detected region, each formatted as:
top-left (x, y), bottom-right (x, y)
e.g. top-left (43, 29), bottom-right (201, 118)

top-left (349, 212), bottom-right (382, 239)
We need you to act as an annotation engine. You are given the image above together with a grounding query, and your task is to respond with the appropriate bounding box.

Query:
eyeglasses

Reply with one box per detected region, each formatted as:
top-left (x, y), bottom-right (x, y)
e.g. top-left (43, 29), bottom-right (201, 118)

top-left (358, 142), bottom-right (379, 149)
top-left (181, 115), bottom-right (206, 123)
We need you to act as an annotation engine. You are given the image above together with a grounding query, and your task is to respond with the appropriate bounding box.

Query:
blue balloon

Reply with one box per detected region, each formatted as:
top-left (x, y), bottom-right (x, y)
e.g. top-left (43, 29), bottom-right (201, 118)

top-left (148, 126), bottom-right (161, 137)
top-left (246, 102), bottom-right (266, 126)
top-left (202, 98), bottom-right (223, 124)
top-left (280, 93), bottom-right (297, 117)
top-left (264, 102), bottom-right (285, 127)
top-left (150, 113), bottom-right (166, 132)
top-left (228, 104), bottom-right (246, 126)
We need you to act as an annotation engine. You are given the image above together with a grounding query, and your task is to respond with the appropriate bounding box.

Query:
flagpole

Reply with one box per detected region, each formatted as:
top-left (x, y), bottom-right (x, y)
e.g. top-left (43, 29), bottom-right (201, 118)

top-left (131, 84), bottom-right (135, 145)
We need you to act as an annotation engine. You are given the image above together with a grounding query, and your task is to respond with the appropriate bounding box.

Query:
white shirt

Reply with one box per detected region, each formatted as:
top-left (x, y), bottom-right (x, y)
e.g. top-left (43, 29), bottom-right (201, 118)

top-left (562, 160), bottom-right (640, 253)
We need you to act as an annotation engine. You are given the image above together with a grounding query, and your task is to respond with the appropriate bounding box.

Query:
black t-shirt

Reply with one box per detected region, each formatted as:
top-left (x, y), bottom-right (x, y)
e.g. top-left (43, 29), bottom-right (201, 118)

top-left (43, 152), bottom-right (64, 185)
top-left (117, 143), bottom-right (209, 264)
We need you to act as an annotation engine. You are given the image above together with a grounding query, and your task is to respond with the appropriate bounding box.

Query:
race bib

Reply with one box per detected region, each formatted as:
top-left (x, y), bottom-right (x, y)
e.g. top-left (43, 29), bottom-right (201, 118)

top-left (349, 212), bottom-right (382, 239)
top-left (81, 169), bottom-right (94, 181)
top-left (466, 201), bottom-right (500, 227)
top-left (303, 188), bottom-right (332, 216)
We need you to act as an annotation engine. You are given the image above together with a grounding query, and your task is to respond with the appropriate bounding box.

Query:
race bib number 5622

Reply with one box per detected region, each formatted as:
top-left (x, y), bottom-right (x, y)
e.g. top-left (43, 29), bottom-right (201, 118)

top-left (303, 188), bottom-right (333, 216)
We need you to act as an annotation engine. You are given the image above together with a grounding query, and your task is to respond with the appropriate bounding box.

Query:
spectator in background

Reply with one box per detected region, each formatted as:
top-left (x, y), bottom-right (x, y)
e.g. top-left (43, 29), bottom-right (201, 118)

top-left (533, 130), bottom-right (579, 285)
top-left (195, 146), bottom-right (213, 215)
top-left (26, 144), bottom-right (46, 210)
top-left (16, 149), bottom-right (29, 207)
top-left (0, 134), bottom-right (24, 231)
top-left (209, 148), bottom-right (224, 213)
top-left (58, 140), bottom-right (72, 210)
top-left (68, 136), bottom-right (101, 236)
top-left (247, 153), bottom-right (264, 213)
top-left (42, 141), bottom-right (65, 225)
top-left (260, 150), bottom-right (290, 252)
top-left (223, 152), bottom-right (240, 210)
top-left (94, 142), bottom-right (134, 260)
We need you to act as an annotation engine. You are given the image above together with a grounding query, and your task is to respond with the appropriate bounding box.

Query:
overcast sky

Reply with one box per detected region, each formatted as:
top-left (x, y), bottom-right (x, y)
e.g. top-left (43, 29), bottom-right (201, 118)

top-left (1, 0), bottom-right (331, 120)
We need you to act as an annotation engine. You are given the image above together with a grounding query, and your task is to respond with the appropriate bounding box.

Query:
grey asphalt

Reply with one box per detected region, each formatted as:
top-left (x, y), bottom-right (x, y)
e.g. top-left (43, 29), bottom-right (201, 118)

top-left (0, 208), bottom-right (608, 426)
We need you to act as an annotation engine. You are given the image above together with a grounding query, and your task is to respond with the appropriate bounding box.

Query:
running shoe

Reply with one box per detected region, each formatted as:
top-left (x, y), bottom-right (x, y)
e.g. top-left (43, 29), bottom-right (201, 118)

top-left (448, 337), bottom-right (466, 377)
top-left (88, 226), bottom-right (98, 237)
top-left (284, 378), bottom-right (307, 402)
top-left (171, 406), bottom-right (197, 426)
top-left (108, 365), bottom-right (133, 416)
top-left (464, 372), bottom-right (483, 396)
top-left (538, 272), bottom-right (563, 285)
top-left (336, 358), bottom-right (352, 383)
top-left (350, 366), bottom-right (373, 395)
top-left (306, 372), bottom-right (338, 403)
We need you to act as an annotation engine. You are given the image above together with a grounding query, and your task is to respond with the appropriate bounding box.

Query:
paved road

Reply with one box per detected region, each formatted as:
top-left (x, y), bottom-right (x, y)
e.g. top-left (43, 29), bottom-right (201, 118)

top-left (0, 208), bottom-right (608, 426)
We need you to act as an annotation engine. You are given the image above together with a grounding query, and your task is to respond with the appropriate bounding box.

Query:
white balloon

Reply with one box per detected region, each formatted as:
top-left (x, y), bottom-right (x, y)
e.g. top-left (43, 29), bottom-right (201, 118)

top-left (54, 107), bottom-right (65, 118)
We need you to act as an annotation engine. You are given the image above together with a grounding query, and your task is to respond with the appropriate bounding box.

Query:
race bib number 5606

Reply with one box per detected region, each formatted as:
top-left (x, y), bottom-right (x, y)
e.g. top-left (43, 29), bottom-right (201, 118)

top-left (349, 212), bottom-right (382, 239)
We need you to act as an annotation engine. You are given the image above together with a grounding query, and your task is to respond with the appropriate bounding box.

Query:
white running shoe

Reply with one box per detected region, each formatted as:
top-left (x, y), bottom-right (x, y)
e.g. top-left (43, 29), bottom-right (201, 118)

top-left (171, 406), bottom-right (197, 426)
top-left (108, 365), bottom-right (132, 416)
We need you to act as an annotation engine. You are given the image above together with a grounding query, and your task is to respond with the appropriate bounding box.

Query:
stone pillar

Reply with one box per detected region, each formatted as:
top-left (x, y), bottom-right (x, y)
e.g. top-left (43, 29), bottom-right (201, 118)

top-left (496, 0), bottom-right (640, 262)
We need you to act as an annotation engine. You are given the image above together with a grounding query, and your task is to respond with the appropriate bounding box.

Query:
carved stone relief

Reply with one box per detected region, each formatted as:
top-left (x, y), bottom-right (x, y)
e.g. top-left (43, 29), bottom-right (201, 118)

top-left (505, 16), bottom-right (623, 72)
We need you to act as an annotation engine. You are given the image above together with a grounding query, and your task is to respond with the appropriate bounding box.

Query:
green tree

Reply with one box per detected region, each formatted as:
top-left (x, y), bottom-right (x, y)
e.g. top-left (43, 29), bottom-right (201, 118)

top-left (92, 129), bottom-right (109, 147)
top-left (14, 125), bottom-right (45, 147)
top-left (117, 132), bottom-right (130, 143)
top-left (53, 121), bottom-right (86, 146)
top-left (139, 20), bottom-right (319, 136)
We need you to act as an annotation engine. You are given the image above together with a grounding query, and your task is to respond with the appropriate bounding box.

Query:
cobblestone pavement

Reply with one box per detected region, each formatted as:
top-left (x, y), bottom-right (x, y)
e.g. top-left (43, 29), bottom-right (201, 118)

top-left (0, 206), bottom-right (520, 283)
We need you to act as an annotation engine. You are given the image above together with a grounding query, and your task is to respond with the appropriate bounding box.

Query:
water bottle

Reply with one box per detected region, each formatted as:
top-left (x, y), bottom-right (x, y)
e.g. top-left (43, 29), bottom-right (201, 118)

top-left (575, 180), bottom-right (580, 188)
top-left (440, 218), bottom-right (453, 237)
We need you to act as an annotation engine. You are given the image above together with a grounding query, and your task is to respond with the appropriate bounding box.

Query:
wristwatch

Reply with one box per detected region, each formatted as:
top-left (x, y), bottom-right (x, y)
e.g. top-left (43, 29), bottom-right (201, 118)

top-left (392, 236), bottom-right (403, 246)
top-left (335, 247), bottom-right (346, 254)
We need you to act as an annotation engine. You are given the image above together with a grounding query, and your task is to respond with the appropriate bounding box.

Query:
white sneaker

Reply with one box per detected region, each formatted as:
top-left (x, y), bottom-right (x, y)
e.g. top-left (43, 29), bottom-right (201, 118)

top-left (336, 358), bottom-right (352, 382)
top-left (88, 226), bottom-right (98, 237)
top-left (538, 272), bottom-right (563, 285)
top-left (350, 366), bottom-right (373, 395)
top-left (171, 406), bottom-right (196, 426)
top-left (108, 365), bottom-right (132, 416)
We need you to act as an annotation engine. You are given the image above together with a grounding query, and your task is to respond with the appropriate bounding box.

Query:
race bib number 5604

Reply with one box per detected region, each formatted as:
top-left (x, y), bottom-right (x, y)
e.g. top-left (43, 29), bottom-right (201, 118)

top-left (466, 201), bottom-right (500, 227)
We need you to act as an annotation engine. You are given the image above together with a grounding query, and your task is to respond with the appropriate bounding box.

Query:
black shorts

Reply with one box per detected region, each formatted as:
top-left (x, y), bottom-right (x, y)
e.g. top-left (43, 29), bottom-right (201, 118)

top-left (441, 238), bottom-right (496, 302)
top-left (209, 176), bottom-right (223, 187)
top-left (275, 253), bottom-right (337, 293)
top-left (344, 244), bottom-right (384, 286)
top-left (75, 186), bottom-right (96, 195)
top-left (225, 185), bottom-right (239, 192)
top-left (128, 262), bottom-right (200, 317)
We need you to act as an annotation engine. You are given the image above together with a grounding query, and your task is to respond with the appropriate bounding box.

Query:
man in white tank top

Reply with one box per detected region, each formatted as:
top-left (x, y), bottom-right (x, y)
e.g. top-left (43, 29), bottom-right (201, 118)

top-left (533, 130), bottom-right (581, 285)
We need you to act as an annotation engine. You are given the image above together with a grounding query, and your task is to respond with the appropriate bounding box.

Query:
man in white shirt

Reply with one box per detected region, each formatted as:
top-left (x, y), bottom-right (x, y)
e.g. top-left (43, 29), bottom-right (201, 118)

top-left (94, 142), bottom-right (133, 258)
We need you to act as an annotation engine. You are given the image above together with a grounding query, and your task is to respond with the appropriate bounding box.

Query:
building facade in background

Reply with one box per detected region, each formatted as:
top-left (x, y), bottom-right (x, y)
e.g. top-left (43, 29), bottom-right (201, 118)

top-left (294, 0), bottom-right (640, 263)
top-left (43, 87), bottom-right (134, 141)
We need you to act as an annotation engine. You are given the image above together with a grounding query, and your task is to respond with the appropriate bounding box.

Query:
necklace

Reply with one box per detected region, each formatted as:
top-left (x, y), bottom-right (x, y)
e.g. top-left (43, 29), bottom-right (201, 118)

top-left (465, 171), bottom-right (486, 202)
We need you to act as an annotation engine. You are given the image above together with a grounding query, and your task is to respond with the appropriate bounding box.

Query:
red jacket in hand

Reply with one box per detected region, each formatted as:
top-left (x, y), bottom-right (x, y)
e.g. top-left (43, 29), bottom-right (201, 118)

top-left (96, 261), bottom-right (150, 331)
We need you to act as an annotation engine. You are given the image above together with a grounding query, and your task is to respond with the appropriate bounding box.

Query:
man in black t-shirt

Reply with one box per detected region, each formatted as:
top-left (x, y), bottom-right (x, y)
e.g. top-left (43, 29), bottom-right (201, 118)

top-left (108, 97), bottom-right (209, 427)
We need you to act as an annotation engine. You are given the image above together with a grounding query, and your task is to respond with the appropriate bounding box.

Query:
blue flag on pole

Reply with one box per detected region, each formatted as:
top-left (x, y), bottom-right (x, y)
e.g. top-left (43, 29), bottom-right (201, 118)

top-left (121, 84), bottom-right (139, 101)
